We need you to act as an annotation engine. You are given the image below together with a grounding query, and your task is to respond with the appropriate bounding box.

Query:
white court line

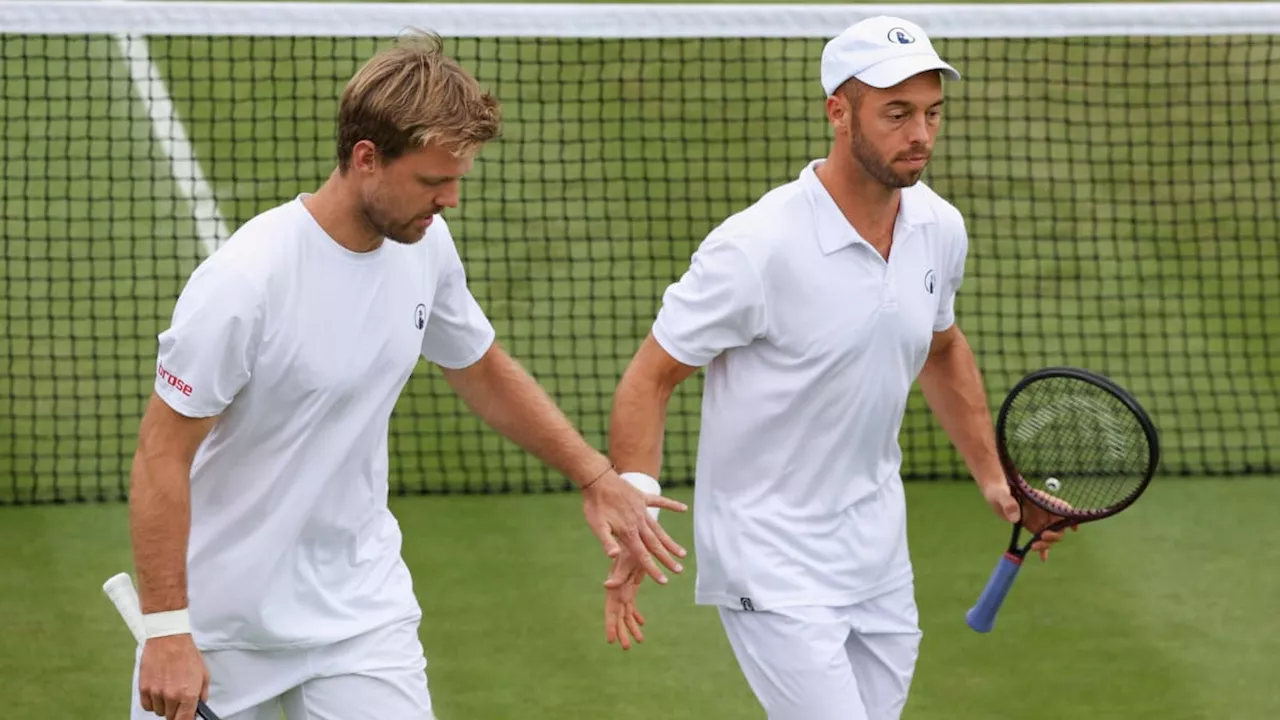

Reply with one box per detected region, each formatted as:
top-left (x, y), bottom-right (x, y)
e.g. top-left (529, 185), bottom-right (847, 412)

top-left (112, 25), bottom-right (229, 258)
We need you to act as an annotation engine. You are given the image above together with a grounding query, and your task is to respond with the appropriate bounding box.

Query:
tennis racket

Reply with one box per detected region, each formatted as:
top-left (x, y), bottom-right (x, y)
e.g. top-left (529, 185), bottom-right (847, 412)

top-left (965, 366), bottom-right (1159, 633)
top-left (102, 573), bottom-right (222, 720)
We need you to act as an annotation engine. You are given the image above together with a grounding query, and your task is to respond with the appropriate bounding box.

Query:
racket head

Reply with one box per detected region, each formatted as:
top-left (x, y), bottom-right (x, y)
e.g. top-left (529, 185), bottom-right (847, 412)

top-left (995, 366), bottom-right (1159, 523)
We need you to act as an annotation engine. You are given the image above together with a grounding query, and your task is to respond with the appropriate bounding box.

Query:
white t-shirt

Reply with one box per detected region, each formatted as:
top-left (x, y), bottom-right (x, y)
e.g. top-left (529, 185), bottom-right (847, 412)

top-left (652, 160), bottom-right (969, 612)
top-left (153, 196), bottom-right (495, 650)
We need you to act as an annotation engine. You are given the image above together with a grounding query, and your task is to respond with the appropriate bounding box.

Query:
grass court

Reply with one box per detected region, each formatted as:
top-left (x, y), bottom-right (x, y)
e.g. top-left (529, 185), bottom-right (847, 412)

top-left (2, 0), bottom-right (1278, 717)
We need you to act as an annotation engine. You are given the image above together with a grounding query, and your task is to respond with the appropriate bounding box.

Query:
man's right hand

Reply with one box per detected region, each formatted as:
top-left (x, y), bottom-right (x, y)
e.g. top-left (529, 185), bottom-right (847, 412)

top-left (138, 634), bottom-right (210, 720)
top-left (581, 469), bottom-right (687, 584)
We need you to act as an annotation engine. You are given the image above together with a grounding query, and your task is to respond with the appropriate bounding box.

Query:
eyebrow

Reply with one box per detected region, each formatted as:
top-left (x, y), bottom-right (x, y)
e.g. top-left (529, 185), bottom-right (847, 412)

top-left (883, 99), bottom-right (946, 110)
top-left (416, 173), bottom-right (458, 183)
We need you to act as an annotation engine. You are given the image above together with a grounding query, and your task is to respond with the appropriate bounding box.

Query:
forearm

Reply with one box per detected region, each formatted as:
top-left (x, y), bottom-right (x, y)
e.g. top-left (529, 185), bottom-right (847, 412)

top-left (608, 369), bottom-right (673, 478)
top-left (441, 344), bottom-right (610, 488)
top-left (128, 448), bottom-right (195, 614)
top-left (919, 330), bottom-right (1004, 489)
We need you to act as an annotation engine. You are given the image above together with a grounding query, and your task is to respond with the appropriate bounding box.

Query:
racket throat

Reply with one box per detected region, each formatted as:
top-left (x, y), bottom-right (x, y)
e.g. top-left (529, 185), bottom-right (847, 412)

top-left (1008, 521), bottom-right (1024, 557)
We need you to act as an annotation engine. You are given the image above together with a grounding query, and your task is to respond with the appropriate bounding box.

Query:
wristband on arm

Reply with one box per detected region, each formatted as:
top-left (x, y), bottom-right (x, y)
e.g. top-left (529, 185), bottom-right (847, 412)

top-left (142, 609), bottom-right (191, 639)
top-left (619, 471), bottom-right (663, 521)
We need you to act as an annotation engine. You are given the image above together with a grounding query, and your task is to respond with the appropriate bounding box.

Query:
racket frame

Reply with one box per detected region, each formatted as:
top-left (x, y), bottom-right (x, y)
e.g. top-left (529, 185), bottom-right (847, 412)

top-left (997, 365), bottom-right (1160, 531)
top-left (966, 366), bottom-right (1160, 633)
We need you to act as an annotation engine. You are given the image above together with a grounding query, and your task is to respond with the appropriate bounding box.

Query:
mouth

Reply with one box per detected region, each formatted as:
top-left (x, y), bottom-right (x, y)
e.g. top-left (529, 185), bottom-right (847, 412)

top-left (899, 155), bottom-right (930, 168)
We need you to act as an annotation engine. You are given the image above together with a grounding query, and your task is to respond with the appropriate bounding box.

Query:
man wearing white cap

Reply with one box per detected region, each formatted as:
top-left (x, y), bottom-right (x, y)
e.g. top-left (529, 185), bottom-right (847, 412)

top-left (602, 15), bottom-right (1070, 719)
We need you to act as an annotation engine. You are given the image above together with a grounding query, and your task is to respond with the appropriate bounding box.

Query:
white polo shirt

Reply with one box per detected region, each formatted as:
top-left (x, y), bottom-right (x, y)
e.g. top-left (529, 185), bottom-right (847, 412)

top-left (153, 196), bottom-right (495, 650)
top-left (653, 159), bottom-right (969, 612)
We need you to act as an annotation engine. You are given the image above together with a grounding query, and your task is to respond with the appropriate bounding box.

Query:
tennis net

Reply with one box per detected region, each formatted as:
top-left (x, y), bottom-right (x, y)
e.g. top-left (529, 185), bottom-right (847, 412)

top-left (2, 1), bottom-right (1278, 504)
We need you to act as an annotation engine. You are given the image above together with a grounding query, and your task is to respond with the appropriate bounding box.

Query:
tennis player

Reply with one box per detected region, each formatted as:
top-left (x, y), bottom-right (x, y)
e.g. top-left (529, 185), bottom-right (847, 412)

top-left (602, 16), bottom-right (1070, 719)
top-left (127, 33), bottom-right (686, 720)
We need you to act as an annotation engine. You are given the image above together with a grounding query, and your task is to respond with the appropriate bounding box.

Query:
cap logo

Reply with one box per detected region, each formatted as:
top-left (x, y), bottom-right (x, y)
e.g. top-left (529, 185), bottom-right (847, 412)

top-left (888, 27), bottom-right (916, 44)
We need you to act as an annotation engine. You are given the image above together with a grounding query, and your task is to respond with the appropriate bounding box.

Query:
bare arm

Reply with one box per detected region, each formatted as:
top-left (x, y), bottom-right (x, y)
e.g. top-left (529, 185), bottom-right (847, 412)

top-left (129, 393), bottom-right (217, 614)
top-left (918, 324), bottom-right (1004, 492)
top-left (129, 393), bottom-right (218, 720)
top-left (920, 324), bottom-right (1075, 557)
top-left (439, 342), bottom-right (614, 488)
top-left (602, 334), bottom-right (700, 647)
top-left (439, 340), bottom-right (688, 580)
top-left (609, 333), bottom-right (701, 476)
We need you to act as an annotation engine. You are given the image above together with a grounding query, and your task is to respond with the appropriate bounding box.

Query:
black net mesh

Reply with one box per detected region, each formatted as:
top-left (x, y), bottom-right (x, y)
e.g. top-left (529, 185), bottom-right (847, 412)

top-left (2, 32), bottom-right (1278, 504)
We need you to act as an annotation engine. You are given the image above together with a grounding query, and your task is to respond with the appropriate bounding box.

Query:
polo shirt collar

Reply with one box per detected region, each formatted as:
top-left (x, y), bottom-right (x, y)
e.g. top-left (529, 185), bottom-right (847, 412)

top-left (799, 159), bottom-right (934, 256)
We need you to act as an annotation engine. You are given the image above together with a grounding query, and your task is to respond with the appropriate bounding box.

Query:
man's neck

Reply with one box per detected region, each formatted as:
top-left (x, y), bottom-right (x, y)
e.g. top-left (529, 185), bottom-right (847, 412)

top-left (815, 151), bottom-right (901, 259)
top-left (302, 171), bottom-right (384, 254)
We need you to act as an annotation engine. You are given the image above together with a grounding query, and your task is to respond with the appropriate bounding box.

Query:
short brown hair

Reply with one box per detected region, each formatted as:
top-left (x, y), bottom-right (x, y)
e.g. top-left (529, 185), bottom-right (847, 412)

top-left (836, 77), bottom-right (867, 113)
top-left (336, 31), bottom-right (501, 171)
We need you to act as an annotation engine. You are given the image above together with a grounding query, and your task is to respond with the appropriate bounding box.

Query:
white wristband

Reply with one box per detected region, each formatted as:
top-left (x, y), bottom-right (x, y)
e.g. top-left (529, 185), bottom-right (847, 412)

top-left (620, 471), bottom-right (662, 521)
top-left (142, 609), bottom-right (191, 639)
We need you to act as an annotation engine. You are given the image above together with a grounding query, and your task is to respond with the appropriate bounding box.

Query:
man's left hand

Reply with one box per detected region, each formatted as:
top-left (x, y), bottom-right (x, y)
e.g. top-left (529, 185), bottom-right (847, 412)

top-left (582, 470), bottom-right (687, 584)
top-left (603, 552), bottom-right (648, 650)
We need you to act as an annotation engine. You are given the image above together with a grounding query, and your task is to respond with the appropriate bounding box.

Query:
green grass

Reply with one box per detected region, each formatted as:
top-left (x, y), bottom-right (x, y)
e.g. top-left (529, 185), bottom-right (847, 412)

top-left (3, 478), bottom-right (1280, 719)
top-left (2, 2), bottom-right (1279, 719)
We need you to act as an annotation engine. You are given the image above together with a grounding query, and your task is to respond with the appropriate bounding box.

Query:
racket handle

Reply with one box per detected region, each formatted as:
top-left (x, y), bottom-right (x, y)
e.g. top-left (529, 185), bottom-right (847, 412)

top-left (103, 572), bottom-right (148, 644)
top-left (965, 552), bottom-right (1024, 633)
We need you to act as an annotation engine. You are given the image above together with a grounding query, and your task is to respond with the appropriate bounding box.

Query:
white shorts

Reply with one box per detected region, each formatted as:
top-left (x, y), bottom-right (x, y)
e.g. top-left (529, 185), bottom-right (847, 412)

top-left (130, 617), bottom-right (434, 720)
top-left (717, 583), bottom-right (922, 720)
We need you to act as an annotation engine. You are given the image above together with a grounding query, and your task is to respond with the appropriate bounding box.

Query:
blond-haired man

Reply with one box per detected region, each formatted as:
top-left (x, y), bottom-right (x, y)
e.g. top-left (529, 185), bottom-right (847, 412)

top-left (127, 34), bottom-right (686, 720)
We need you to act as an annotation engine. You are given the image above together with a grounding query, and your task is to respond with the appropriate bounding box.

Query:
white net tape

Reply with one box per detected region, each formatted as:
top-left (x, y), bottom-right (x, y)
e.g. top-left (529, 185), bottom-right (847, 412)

top-left (2, 1), bottom-right (1280, 39)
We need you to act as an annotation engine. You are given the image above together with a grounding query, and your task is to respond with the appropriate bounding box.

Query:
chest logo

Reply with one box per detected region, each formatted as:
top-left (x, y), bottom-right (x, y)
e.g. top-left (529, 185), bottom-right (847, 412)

top-left (924, 269), bottom-right (937, 295)
top-left (414, 303), bottom-right (426, 330)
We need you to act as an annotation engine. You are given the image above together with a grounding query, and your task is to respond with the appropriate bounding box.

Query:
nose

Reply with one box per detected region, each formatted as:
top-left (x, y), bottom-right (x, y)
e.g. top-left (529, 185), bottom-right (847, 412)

top-left (905, 113), bottom-right (931, 146)
top-left (435, 180), bottom-right (460, 210)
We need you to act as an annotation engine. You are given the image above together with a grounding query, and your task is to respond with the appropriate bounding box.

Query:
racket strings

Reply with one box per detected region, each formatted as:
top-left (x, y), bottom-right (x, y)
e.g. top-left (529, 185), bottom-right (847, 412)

top-left (1002, 377), bottom-right (1152, 514)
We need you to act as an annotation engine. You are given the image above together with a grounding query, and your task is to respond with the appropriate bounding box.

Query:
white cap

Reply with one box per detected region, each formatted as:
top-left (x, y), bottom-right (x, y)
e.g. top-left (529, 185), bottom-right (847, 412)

top-left (820, 16), bottom-right (961, 95)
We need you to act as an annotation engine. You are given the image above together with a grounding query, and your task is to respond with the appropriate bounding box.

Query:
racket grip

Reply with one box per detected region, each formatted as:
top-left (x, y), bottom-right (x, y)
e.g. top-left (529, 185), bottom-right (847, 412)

top-left (965, 552), bottom-right (1024, 633)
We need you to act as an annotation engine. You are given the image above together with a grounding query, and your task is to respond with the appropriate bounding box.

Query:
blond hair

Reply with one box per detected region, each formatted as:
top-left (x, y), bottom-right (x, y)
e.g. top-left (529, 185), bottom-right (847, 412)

top-left (337, 31), bottom-right (501, 170)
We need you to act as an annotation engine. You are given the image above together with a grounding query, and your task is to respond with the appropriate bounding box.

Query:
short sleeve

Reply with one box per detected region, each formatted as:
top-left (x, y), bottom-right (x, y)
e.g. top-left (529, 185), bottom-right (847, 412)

top-left (155, 260), bottom-right (264, 418)
top-left (933, 214), bottom-right (969, 332)
top-left (420, 231), bottom-right (496, 369)
top-left (651, 234), bottom-right (768, 367)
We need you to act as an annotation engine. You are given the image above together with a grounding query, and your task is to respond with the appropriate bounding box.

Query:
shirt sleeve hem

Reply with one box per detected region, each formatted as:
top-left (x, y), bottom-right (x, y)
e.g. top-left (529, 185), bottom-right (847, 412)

top-left (430, 326), bottom-right (497, 370)
top-left (652, 321), bottom-right (715, 368)
top-left (154, 381), bottom-right (224, 419)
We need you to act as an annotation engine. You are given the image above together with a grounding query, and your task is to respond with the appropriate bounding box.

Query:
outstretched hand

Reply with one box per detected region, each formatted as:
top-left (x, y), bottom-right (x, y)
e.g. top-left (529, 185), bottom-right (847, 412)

top-left (582, 470), bottom-right (687, 584)
top-left (603, 551), bottom-right (649, 650)
top-left (981, 479), bottom-right (1078, 561)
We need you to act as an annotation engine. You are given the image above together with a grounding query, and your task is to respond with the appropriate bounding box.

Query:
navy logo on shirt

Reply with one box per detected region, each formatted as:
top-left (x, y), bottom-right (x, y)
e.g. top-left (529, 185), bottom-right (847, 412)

top-left (924, 269), bottom-right (937, 294)
top-left (414, 303), bottom-right (426, 330)
top-left (888, 27), bottom-right (916, 44)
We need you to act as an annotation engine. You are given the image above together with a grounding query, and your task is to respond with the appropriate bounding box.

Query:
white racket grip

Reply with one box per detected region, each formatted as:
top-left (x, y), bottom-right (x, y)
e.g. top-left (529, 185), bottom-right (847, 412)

top-left (103, 572), bottom-right (147, 645)
top-left (620, 471), bottom-right (663, 521)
